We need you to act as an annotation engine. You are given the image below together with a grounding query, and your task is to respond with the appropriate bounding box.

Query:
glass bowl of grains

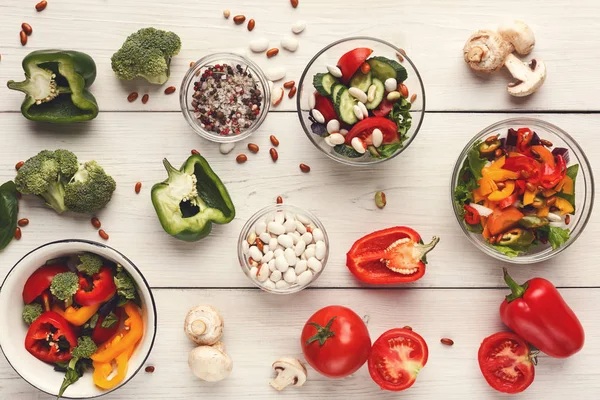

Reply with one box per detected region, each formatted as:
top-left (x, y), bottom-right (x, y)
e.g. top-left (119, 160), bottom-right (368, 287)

top-left (180, 53), bottom-right (270, 143)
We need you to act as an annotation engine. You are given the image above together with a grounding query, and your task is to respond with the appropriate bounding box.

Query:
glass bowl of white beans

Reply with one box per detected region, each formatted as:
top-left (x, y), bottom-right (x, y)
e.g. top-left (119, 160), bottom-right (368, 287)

top-left (238, 204), bottom-right (329, 294)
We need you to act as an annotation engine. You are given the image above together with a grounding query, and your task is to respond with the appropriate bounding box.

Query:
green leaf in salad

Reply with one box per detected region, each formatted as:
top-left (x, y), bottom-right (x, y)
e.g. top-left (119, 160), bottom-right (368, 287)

top-left (0, 180), bottom-right (19, 251)
top-left (537, 225), bottom-right (571, 250)
top-left (467, 141), bottom-right (488, 180)
top-left (388, 97), bottom-right (412, 140)
top-left (454, 159), bottom-right (479, 214)
top-left (492, 244), bottom-right (530, 258)
top-left (368, 143), bottom-right (404, 159)
top-left (101, 311), bottom-right (119, 329)
top-left (556, 164), bottom-right (578, 212)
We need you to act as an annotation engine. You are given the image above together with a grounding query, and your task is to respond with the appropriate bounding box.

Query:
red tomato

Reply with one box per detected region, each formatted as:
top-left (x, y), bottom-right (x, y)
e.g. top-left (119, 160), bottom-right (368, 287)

top-left (74, 267), bottom-right (117, 306)
top-left (25, 311), bottom-right (77, 363)
top-left (337, 48), bottom-right (373, 84)
top-left (92, 308), bottom-right (123, 345)
top-left (478, 332), bottom-right (535, 394)
top-left (22, 264), bottom-right (69, 304)
top-left (345, 117), bottom-right (399, 146)
top-left (313, 93), bottom-right (337, 123)
top-left (372, 99), bottom-right (394, 117)
top-left (301, 305), bottom-right (371, 378)
top-left (368, 328), bottom-right (429, 391)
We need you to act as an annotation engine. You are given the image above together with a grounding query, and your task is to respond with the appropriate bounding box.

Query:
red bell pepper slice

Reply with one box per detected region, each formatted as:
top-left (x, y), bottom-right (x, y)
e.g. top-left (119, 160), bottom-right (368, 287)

top-left (346, 227), bottom-right (439, 284)
top-left (503, 156), bottom-right (542, 184)
top-left (516, 128), bottom-right (533, 153)
top-left (92, 308), bottom-right (124, 345)
top-left (500, 268), bottom-right (585, 358)
top-left (25, 311), bottom-right (77, 363)
top-left (514, 179), bottom-right (527, 196)
top-left (313, 93), bottom-right (337, 123)
top-left (337, 48), bottom-right (373, 85)
top-left (74, 267), bottom-right (117, 307)
top-left (464, 205), bottom-right (481, 225)
top-left (540, 155), bottom-right (567, 189)
top-left (498, 193), bottom-right (519, 209)
top-left (22, 264), bottom-right (69, 304)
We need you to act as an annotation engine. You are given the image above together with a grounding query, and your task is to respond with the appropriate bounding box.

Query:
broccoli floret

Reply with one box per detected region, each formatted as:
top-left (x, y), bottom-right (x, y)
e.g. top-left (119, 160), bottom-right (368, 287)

top-left (22, 303), bottom-right (43, 325)
top-left (72, 336), bottom-right (98, 359)
top-left (111, 27), bottom-right (181, 84)
top-left (14, 149), bottom-right (79, 214)
top-left (114, 271), bottom-right (137, 301)
top-left (50, 272), bottom-right (79, 306)
top-left (58, 336), bottom-right (97, 398)
top-left (76, 253), bottom-right (103, 276)
top-left (64, 161), bottom-right (116, 214)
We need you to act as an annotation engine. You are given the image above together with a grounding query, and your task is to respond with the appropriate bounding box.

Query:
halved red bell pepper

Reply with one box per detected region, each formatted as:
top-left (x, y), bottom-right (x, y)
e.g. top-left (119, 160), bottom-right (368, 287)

top-left (22, 264), bottom-right (69, 304)
top-left (25, 311), bottom-right (77, 363)
top-left (93, 308), bottom-right (124, 345)
top-left (540, 155), bottom-right (567, 189)
top-left (74, 267), bottom-right (117, 307)
top-left (313, 93), bottom-right (337, 123)
top-left (500, 269), bottom-right (585, 358)
top-left (337, 48), bottom-right (373, 85)
top-left (346, 227), bottom-right (439, 284)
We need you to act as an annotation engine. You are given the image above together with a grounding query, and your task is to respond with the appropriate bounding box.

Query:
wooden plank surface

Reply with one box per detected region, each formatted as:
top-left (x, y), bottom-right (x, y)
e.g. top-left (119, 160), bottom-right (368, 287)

top-left (2, 288), bottom-right (599, 399)
top-left (0, 0), bottom-right (599, 112)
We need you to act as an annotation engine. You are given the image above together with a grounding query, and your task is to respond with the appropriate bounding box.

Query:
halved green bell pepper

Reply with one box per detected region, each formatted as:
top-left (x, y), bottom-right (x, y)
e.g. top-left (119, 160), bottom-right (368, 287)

top-left (151, 155), bottom-right (235, 242)
top-left (7, 50), bottom-right (99, 122)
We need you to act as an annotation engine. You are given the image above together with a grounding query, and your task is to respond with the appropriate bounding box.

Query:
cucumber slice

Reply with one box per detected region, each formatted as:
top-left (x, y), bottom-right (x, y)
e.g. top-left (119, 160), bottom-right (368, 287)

top-left (334, 87), bottom-right (358, 125)
top-left (334, 144), bottom-right (363, 158)
top-left (365, 78), bottom-right (385, 110)
top-left (349, 71), bottom-right (372, 92)
top-left (313, 73), bottom-right (338, 96)
top-left (331, 84), bottom-right (345, 106)
top-left (367, 56), bottom-right (408, 83)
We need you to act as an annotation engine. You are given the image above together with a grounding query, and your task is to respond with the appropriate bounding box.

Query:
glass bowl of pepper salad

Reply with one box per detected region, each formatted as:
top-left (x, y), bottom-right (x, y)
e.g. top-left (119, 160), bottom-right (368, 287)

top-left (180, 53), bottom-right (270, 143)
top-left (451, 118), bottom-right (594, 264)
top-left (238, 204), bottom-right (330, 294)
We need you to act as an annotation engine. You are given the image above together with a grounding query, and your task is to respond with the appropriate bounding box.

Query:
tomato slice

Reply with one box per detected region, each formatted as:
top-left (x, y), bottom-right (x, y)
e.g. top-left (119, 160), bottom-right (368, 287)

top-left (337, 47), bottom-right (373, 84)
top-left (345, 117), bottom-right (399, 146)
top-left (368, 328), bottom-right (429, 391)
top-left (313, 93), bottom-right (337, 123)
top-left (478, 332), bottom-right (535, 394)
top-left (372, 99), bottom-right (394, 117)
top-left (22, 264), bottom-right (69, 304)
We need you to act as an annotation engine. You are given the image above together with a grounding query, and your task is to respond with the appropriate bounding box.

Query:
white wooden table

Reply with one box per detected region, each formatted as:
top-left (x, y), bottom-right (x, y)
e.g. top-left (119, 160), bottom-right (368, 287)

top-left (1, 1), bottom-right (599, 398)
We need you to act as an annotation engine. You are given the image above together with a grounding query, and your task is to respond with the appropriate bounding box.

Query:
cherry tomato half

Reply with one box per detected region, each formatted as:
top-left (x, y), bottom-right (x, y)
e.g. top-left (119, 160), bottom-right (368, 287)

top-left (337, 48), bottom-right (373, 84)
top-left (301, 305), bottom-right (371, 378)
top-left (345, 117), bottom-right (399, 146)
top-left (368, 328), bottom-right (429, 391)
top-left (478, 332), bottom-right (535, 394)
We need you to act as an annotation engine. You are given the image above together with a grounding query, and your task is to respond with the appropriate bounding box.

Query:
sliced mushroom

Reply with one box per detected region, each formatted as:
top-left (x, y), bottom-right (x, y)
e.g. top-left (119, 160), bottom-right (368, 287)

top-left (269, 358), bottom-right (307, 391)
top-left (188, 345), bottom-right (233, 382)
top-left (463, 30), bottom-right (514, 73)
top-left (184, 305), bottom-right (224, 346)
top-left (498, 21), bottom-right (535, 55)
top-left (505, 57), bottom-right (547, 97)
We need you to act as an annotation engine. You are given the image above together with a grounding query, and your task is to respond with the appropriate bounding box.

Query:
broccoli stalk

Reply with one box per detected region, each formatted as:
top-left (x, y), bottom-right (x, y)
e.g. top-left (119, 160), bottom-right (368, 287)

top-left (58, 336), bottom-right (97, 398)
top-left (76, 253), bottom-right (103, 276)
top-left (22, 303), bottom-right (43, 325)
top-left (111, 27), bottom-right (181, 84)
top-left (50, 272), bottom-right (79, 308)
top-left (64, 161), bottom-right (116, 214)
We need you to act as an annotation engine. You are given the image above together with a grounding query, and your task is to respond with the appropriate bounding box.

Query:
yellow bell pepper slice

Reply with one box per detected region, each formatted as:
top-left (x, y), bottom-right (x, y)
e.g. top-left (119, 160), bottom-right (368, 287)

top-left (537, 206), bottom-right (550, 217)
top-left (472, 187), bottom-right (486, 203)
top-left (488, 181), bottom-right (516, 201)
top-left (489, 156), bottom-right (506, 170)
top-left (481, 169), bottom-right (519, 182)
top-left (543, 189), bottom-right (557, 197)
top-left (555, 197), bottom-right (575, 215)
top-left (478, 176), bottom-right (498, 196)
top-left (52, 303), bottom-right (100, 326)
top-left (523, 189), bottom-right (537, 206)
top-left (91, 302), bottom-right (143, 363)
top-left (555, 175), bottom-right (574, 195)
top-left (93, 346), bottom-right (134, 390)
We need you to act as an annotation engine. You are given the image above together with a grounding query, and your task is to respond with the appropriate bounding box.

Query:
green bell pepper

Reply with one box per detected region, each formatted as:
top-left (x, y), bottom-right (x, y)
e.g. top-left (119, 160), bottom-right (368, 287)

top-left (7, 50), bottom-right (99, 122)
top-left (498, 228), bottom-right (535, 247)
top-left (151, 155), bottom-right (235, 242)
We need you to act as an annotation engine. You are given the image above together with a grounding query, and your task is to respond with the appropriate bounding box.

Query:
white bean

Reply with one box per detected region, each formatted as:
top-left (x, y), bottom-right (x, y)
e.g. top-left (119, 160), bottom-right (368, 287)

top-left (284, 248), bottom-right (298, 266)
top-left (547, 213), bottom-right (562, 222)
top-left (307, 257), bottom-right (323, 273)
top-left (285, 211), bottom-right (296, 221)
top-left (280, 35), bottom-right (299, 52)
top-left (296, 214), bottom-right (311, 225)
top-left (339, 129), bottom-right (349, 136)
top-left (326, 64), bottom-right (343, 78)
top-left (268, 222), bottom-right (285, 235)
top-left (295, 259), bottom-right (308, 274)
top-left (261, 251), bottom-right (274, 264)
top-left (291, 231), bottom-right (301, 245)
top-left (295, 240), bottom-right (306, 256)
top-left (250, 266), bottom-right (258, 278)
top-left (268, 259), bottom-right (276, 272)
top-left (324, 136), bottom-right (335, 147)
top-left (328, 133), bottom-right (345, 145)
top-left (301, 232), bottom-right (313, 244)
top-left (304, 246), bottom-right (316, 259)
top-left (266, 67), bottom-right (286, 82)
top-left (291, 20), bottom-right (306, 34)
top-left (274, 212), bottom-right (285, 225)
top-left (297, 270), bottom-right (314, 286)
top-left (284, 219), bottom-right (296, 233)
top-left (358, 102), bottom-right (368, 118)
top-left (274, 248), bottom-right (284, 258)
top-left (372, 128), bottom-right (383, 147)
top-left (386, 91), bottom-right (401, 101)
top-left (249, 246), bottom-right (262, 262)
top-left (242, 240), bottom-right (249, 255)
top-left (270, 269), bottom-right (282, 282)
top-left (312, 109), bottom-right (325, 124)
top-left (295, 221), bottom-right (307, 234)
top-left (301, 253), bottom-right (307, 260)
top-left (249, 37), bottom-right (269, 53)
top-left (262, 245), bottom-right (270, 253)
top-left (353, 105), bottom-right (364, 121)
top-left (384, 78), bottom-right (398, 92)
top-left (275, 280), bottom-right (290, 289)
top-left (312, 228), bottom-right (324, 242)
top-left (275, 255), bottom-right (289, 272)
top-left (263, 279), bottom-right (276, 289)
top-left (367, 84), bottom-right (376, 102)
top-left (247, 231), bottom-right (257, 244)
top-left (284, 268), bottom-right (297, 283)
top-left (277, 234), bottom-right (294, 248)
top-left (219, 142), bottom-right (236, 155)
top-left (257, 264), bottom-right (270, 282)
top-left (315, 240), bottom-right (326, 260)
top-left (349, 87), bottom-right (368, 104)
top-left (269, 237), bottom-right (278, 250)
top-left (327, 119), bottom-right (340, 134)
top-left (259, 232), bottom-right (271, 244)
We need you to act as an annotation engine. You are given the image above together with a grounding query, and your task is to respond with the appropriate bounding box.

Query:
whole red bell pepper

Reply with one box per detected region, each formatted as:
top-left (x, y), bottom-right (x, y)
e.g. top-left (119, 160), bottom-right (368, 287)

top-left (499, 268), bottom-right (585, 358)
top-left (25, 311), bottom-right (77, 363)
top-left (74, 267), bottom-right (117, 306)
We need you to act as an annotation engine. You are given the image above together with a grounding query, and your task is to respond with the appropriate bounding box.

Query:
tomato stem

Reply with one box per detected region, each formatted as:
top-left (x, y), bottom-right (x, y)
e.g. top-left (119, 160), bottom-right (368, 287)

top-left (503, 268), bottom-right (528, 303)
top-left (305, 316), bottom-right (337, 347)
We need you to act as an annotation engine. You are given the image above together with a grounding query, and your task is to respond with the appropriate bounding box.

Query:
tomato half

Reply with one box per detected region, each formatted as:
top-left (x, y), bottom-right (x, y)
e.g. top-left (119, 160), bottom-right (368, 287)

top-left (337, 48), bottom-right (373, 84)
top-left (301, 305), bottom-right (371, 378)
top-left (345, 117), bottom-right (399, 146)
top-left (313, 93), bottom-right (337, 123)
top-left (478, 332), bottom-right (535, 394)
top-left (368, 328), bottom-right (429, 391)
top-left (22, 264), bottom-right (69, 304)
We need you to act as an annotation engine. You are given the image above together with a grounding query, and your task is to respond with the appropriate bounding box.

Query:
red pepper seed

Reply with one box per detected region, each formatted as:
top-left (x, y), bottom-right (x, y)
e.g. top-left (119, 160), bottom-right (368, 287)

top-left (91, 217), bottom-right (101, 229)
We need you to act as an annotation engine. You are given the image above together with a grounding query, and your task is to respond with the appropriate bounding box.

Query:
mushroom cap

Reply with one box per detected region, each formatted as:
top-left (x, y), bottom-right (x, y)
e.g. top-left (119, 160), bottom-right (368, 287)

top-left (463, 30), bottom-right (514, 73)
top-left (211, 341), bottom-right (226, 353)
top-left (184, 305), bottom-right (224, 346)
top-left (188, 346), bottom-right (233, 382)
top-left (271, 358), bottom-right (307, 389)
top-left (506, 58), bottom-right (547, 97)
top-left (498, 21), bottom-right (535, 55)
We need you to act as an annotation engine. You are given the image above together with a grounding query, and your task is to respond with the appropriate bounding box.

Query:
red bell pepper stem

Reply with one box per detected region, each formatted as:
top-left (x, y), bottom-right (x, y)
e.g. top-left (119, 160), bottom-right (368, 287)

top-left (416, 237), bottom-right (441, 260)
top-left (503, 268), bottom-right (529, 302)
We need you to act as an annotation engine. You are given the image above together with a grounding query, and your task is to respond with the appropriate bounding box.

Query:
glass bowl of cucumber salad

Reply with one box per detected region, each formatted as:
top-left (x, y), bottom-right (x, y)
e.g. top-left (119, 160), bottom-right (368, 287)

top-left (296, 37), bottom-right (426, 166)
